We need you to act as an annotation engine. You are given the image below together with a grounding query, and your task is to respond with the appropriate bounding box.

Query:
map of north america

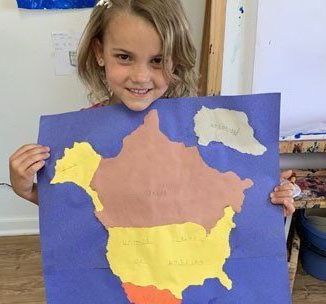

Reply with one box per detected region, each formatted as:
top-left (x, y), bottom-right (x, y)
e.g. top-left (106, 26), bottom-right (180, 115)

top-left (51, 109), bottom-right (254, 304)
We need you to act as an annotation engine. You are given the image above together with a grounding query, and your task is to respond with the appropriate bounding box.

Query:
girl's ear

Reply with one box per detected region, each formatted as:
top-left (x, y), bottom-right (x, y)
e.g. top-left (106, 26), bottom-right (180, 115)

top-left (92, 38), bottom-right (105, 66)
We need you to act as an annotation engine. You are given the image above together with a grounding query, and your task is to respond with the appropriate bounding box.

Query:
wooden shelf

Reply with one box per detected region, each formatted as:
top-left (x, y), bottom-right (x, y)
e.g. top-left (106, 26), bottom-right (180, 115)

top-left (279, 139), bottom-right (326, 154)
top-left (282, 141), bottom-right (326, 295)
top-left (293, 169), bottom-right (326, 209)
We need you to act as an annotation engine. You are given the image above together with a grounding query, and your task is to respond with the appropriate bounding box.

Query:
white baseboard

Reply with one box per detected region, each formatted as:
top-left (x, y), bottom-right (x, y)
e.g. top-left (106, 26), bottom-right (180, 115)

top-left (0, 217), bottom-right (39, 236)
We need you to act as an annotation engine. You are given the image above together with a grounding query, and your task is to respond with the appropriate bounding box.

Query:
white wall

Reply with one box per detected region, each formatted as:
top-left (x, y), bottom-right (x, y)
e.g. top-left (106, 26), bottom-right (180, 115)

top-left (222, 0), bottom-right (258, 95)
top-left (0, 2), bottom-right (91, 235)
top-left (252, 0), bottom-right (326, 133)
top-left (0, 0), bottom-right (205, 235)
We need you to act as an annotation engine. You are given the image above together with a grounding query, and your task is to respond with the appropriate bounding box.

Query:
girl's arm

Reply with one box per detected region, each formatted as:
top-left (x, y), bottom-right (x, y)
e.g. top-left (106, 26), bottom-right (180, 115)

top-left (9, 105), bottom-right (102, 205)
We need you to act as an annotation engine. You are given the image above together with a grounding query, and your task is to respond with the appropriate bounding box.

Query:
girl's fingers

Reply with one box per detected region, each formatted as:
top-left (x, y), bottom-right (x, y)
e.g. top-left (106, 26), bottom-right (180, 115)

top-left (10, 144), bottom-right (42, 161)
top-left (280, 170), bottom-right (293, 180)
top-left (10, 146), bottom-right (50, 169)
top-left (19, 152), bottom-right (50, 173)
top-left (275, 182), bottom-right (295, 191)
top-left (273, 170), bottom-right (296, 217)
top-left (10, 149), bottom-right (50, 181)
top-left (26, 160), bottom-right (46, 176)
top-left (271, 190), bottom-right (293, 199)
top-left (271, 196), bottom-right (294, 205)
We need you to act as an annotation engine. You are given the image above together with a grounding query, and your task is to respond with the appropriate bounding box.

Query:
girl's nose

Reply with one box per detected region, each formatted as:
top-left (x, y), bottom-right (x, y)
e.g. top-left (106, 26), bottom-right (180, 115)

top-left (130, 64), bottom-right (151, 83)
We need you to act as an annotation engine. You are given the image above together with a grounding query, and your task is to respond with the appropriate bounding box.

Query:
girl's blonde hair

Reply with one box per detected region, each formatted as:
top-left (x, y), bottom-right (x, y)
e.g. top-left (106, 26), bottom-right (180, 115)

top-left (77, 0), bottom-right (198, 104)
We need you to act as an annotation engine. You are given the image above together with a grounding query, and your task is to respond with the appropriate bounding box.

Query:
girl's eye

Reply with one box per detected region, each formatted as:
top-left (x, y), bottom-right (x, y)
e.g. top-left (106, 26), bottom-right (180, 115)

top-left (152, 57), bottom-right (163, 65)
top-left (117, 54), bottom-right (131, 61)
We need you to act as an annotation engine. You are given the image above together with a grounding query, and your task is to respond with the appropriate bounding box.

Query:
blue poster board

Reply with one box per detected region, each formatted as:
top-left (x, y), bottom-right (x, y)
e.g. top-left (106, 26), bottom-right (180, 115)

top-left (37, 94), bottom-right (291, 304)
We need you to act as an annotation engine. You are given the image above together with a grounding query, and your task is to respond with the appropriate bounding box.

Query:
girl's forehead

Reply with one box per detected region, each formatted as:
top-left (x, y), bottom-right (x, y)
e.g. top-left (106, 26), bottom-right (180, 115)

top-left (104, 12), bottom-right (163, 54)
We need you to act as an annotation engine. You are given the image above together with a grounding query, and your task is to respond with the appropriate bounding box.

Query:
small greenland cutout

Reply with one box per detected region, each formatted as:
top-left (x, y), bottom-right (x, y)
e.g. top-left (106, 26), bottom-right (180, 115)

top-left (194, 107), bottom-right (267, 156)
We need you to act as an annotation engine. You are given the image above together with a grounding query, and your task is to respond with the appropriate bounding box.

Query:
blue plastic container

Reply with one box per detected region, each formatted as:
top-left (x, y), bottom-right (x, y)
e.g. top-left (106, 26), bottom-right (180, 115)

top-left (297, 209), bottom-right (326, 281)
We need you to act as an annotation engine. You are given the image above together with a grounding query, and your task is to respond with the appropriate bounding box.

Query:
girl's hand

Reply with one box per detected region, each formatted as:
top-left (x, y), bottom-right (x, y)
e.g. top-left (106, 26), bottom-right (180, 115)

top-left (9, 144), bottom-right (50, 204)
top-left (270, 170), bottom-right (295, 217)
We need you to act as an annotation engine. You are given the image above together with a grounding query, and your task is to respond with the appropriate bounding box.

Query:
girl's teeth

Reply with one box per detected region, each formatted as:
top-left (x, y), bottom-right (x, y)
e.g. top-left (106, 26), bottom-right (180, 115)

top-left (129, 89), bottom-right (149, 94)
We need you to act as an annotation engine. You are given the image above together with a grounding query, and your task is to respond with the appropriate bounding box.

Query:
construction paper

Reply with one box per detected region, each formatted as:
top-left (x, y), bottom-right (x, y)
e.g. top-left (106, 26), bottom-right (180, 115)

top-left (194, 107), bottom-right (267, 155)
top-left (16, 0), bottom-right (95, 9)
top-left (38, 94), bottom-right (291, 304)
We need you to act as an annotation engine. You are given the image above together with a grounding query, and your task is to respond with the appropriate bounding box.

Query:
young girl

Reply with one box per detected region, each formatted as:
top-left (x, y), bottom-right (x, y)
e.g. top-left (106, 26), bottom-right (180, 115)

top-left (9, 0), bottom-right (295, 215)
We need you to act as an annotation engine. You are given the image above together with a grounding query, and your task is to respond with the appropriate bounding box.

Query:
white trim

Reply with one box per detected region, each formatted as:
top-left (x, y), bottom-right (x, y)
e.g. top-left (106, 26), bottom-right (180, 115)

top-left (0, 218), bottom-right (39, 236)
top-left (284, 214), bottom-right (293, 241)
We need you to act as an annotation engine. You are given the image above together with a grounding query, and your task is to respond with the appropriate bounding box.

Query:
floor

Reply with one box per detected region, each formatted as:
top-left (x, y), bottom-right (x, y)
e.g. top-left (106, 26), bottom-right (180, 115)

top-left (0, 235), bottom-right (45, 304)
top-left (0, 235), bottom-right (325, 304)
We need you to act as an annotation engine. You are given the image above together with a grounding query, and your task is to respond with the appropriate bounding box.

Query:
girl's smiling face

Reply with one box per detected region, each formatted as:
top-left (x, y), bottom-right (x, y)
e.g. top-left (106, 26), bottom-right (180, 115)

top-left (94, 12), bottom-right (172, 111)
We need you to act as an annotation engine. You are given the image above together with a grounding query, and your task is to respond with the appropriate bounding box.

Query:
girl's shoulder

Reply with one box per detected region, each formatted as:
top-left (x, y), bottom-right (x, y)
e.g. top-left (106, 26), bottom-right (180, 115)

top-left (81, 101), bottom-right (107, 110)
top-left (89, 102), bottom-right (106, 109)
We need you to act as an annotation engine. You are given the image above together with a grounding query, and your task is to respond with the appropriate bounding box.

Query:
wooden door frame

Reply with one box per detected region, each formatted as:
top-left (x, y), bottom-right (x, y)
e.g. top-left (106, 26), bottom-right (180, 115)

top-left (198, 0), bottom-right (227, 96)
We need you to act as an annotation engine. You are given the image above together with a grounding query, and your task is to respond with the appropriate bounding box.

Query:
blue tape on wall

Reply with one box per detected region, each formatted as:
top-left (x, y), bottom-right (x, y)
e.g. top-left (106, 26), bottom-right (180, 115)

top-left (16, 0), bottom-right (96, 9)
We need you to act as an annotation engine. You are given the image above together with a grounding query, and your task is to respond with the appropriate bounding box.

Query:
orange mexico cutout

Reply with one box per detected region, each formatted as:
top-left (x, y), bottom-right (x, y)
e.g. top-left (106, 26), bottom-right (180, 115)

top-left (122, 283), bottom-right (182, 304)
